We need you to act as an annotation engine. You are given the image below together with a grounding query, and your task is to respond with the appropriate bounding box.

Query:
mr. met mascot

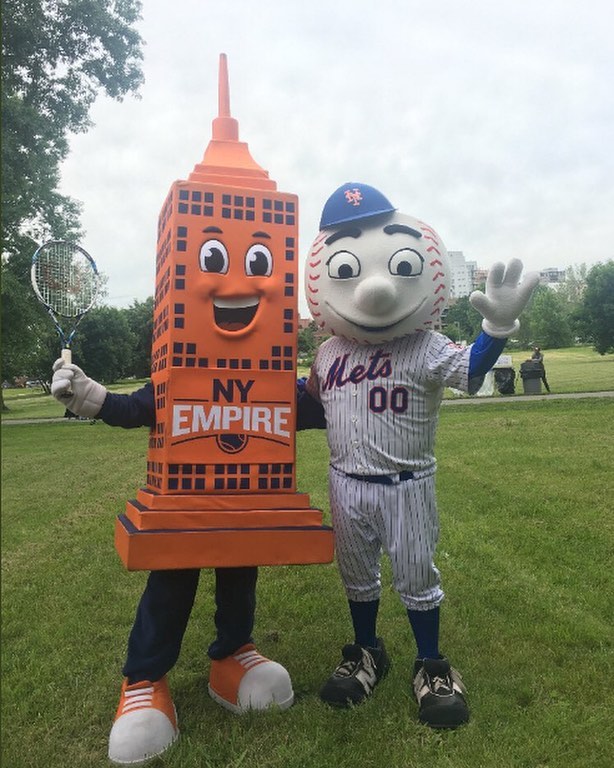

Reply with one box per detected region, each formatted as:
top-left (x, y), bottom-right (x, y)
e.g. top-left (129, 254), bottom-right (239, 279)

top-left (304, 182), bottom-right (538, 727)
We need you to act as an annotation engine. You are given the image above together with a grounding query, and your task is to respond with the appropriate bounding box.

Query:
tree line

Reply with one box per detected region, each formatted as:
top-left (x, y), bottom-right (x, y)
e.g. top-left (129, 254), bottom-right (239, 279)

top-left (444, 262), bottom-right (614, 354)
top-left (3, 258), bottom-right (613, 391)
top-left (2, 277), bottom-right (154, 390)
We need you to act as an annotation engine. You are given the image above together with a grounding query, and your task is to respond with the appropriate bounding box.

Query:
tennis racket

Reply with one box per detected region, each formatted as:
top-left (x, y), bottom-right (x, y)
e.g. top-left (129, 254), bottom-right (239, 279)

top-left (31, 240), bottom-right (99, 365)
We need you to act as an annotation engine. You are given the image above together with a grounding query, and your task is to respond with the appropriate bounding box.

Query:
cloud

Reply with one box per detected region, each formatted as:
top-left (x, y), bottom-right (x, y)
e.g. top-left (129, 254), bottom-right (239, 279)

top-left (59, 0), bottom-right (614, 314)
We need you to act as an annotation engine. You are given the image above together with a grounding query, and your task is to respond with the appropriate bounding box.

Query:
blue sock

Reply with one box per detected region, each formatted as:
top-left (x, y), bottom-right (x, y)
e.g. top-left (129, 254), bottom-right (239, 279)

top-left (348, 599), bottom-right (379, 648)
top-left (407, 606), bottom-right (440, 659)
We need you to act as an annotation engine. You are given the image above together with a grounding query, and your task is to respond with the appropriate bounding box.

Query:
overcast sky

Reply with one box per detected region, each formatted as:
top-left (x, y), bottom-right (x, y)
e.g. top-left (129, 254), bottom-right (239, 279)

top-left (59, 0), bottom-right (614, 315)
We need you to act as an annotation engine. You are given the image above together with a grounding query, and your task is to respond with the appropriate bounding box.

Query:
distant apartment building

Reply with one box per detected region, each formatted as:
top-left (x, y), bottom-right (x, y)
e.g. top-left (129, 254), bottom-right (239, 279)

top-left (450, 252), bottom-right (567, 295)
top-left (448, 251), bottom-right (478, 298)
top-left (471, 267), bottom-right (489, 290)
top-left (540, 267), bottom-right (566, 287)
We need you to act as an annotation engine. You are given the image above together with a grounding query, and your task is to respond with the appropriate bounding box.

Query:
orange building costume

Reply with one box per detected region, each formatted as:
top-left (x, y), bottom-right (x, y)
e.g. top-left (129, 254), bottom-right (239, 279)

top-left (51, 55), bottom-right (331, 764)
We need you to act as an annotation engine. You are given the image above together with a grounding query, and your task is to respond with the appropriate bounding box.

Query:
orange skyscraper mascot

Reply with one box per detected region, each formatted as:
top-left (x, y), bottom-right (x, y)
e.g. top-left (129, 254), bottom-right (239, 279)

top-left (51, 55), bottom-right (331, 765)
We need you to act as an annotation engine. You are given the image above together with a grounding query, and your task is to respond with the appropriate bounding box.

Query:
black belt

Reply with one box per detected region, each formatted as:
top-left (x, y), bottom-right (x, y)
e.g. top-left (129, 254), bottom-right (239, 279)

top-left (342, 469), bottom-right (415, 485)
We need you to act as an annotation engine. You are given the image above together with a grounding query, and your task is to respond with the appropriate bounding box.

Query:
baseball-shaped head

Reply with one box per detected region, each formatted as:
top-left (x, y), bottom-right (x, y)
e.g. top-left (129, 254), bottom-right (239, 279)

top-left (305, 183), bottom-right (451, 344)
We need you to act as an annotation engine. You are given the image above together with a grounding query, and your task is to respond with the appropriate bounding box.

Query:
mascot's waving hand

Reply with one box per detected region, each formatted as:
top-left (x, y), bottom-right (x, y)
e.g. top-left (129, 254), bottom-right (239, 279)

top-left (304, 183), bottom-right (538, 728)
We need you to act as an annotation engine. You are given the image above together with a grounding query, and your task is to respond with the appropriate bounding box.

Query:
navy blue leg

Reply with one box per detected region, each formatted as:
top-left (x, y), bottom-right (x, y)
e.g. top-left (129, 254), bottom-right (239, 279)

top-left (208, 567), bottom-right (258, 660)
top-left (123, 569), bottom-right (200, 684)
top-left (407, 606), bottom-right (440, 660)
top-left (348, 599), bottom-right (379, 648)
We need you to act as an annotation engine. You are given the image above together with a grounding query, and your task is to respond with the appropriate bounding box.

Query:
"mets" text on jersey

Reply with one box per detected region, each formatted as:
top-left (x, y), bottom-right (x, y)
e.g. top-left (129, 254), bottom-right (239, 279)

top-left (323, 350), bottom-right (392, 391)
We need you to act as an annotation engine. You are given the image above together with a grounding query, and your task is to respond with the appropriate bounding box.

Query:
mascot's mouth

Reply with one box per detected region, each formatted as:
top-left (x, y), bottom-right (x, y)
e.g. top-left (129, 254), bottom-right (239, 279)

top-left (213, 297), bottom-right (259, 332)
top-left (326, 297), bottom-right (427, 333)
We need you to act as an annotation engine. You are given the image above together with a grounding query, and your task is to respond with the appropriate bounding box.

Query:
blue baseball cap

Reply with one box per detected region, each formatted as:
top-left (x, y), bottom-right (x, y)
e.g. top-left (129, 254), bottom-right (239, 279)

top-left (319, 182), bottom-right (396, 229)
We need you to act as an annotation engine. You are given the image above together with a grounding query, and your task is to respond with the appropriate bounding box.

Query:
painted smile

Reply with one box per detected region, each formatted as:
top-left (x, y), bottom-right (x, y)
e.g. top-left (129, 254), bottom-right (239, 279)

top-left (325, 297), bottom-right (427, 332)
top-left (213, 296), bottom-right (259, 332)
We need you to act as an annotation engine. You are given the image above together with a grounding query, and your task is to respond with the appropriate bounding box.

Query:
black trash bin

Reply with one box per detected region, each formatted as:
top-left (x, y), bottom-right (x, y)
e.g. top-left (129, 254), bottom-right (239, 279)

top-left (494, 367), bottom-right (516, 395)
top-left (520, 360), bottom-right (543, 394)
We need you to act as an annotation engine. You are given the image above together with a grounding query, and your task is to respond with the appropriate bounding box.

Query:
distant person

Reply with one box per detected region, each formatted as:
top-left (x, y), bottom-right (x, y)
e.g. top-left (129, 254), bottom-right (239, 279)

top-left (531, 347), bottom-right (551, 392)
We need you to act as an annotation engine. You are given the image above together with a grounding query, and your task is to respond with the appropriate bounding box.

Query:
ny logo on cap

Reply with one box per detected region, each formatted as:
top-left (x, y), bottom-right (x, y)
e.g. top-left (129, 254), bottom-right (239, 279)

top-left (344, 188), bottom-right (363, 207)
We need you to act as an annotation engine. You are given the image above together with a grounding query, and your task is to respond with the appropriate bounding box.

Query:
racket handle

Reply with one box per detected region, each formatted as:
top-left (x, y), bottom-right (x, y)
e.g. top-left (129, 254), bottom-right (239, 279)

top-left (61, 348), bottom-right (72, 365)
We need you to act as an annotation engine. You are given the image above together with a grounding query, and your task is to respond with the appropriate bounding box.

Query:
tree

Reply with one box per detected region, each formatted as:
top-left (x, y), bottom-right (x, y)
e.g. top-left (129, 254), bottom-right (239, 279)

top-left (71, 306), bottom-right (135, 382)
top-left (1, 0), bottom-right (144, 251)
top-left (124, 296), bottom-right (154, 378)
top-left (1, 0), bottom-right (144, 406)
top-left (0, 241), bottom-right (59, 406)
top-left (581, 261), bottom-right (614, 355)
top-left (558, 264), bottom-right (588, 306)
top-left (442, 297), bottom-right (482, 343)
top-left (554, 264), bottom-right (592, 343)
top-left (297, 321), bottom-right (319, 364)
top-left (526, 285), bottom-right (574, 349)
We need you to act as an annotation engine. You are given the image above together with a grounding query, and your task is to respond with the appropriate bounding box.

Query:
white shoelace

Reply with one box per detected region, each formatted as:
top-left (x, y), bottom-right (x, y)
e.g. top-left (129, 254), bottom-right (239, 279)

top-left (121, 685), bottom-right (155, 714)
top-left (233, 649), bottom-right (268, 670)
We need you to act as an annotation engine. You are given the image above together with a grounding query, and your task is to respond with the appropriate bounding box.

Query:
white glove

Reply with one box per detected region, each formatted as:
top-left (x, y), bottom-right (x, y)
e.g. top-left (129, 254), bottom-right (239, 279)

top-left (51, 358), bottom-right (108, 418)
top-left (470, 258), bottom-right (539, 338)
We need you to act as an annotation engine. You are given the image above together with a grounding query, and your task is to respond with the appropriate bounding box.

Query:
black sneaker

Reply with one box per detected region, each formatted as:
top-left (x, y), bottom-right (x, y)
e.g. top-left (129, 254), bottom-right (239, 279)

top-left (412, 657), bottom-right (469, 728)
top-left (320, 638), bottom-right (390, 707)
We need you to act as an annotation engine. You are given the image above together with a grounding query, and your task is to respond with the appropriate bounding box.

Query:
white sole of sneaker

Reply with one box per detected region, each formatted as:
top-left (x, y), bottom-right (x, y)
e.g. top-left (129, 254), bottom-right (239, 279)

top-left (208, 684), bottom-right (294, 714)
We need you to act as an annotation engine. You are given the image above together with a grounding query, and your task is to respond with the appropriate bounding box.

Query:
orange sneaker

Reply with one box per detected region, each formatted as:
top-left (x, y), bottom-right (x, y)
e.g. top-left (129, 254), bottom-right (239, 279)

top-left (108, 676), bottom-right (178, 764)
top-left (208, 644), bottom-right (294, 714)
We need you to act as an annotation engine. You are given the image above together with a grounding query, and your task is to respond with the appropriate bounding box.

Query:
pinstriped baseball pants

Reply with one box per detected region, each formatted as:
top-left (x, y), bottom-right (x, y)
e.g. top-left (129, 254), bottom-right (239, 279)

top-left (329, 466), bottom-right (444, 611)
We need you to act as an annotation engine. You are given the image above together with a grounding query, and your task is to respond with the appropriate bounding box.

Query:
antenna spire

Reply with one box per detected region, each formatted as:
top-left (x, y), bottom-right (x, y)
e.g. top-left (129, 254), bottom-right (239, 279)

top-left (218, 53), bottom-right (231, 117)
top-left (188, 53), bottom-right (276, 190)
top-left (212, 53), bottom-right (239, 141)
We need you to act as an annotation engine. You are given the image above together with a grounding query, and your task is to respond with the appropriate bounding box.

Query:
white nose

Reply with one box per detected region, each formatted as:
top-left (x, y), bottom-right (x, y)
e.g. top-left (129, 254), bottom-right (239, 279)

top-left (354, 276), bottom-right (398, 316)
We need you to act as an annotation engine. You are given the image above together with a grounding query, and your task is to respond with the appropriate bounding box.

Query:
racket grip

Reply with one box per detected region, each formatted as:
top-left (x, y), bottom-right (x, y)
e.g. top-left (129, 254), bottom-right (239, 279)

top-left (61, 348), bottom-right (72, 365)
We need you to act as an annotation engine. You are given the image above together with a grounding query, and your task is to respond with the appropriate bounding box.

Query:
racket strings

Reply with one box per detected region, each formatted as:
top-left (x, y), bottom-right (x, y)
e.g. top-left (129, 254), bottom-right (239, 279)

top-left (34, 244), bottom-right (98, 317)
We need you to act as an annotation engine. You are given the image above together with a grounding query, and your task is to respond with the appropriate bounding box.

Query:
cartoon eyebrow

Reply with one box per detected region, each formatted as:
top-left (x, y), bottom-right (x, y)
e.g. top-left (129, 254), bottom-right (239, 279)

top-left (203, 226), bottom-right (223, 233)
top-left (252, 231), bottom-right (271, 239)
top-left (383, 223), bottom-right (423, 239)
top-left (324, 227), bottom-right (362, 246)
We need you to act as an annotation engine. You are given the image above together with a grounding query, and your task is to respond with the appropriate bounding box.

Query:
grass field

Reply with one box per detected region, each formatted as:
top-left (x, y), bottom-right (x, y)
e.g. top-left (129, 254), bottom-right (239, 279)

top-left (2, 346), bottom-right (612, 422)
top-left (2, 395), bottom-right (613, 768)
top-left (1, 378), bottom-right (151, 421)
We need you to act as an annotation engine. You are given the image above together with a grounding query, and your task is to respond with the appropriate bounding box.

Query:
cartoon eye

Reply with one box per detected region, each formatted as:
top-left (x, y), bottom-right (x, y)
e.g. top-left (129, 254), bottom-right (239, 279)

top-left (245, 244), bottom-right (273, 276)
top-left (199, 239), bottom-right (229, 274)
top-left (327, 251), bottom-right (361, 280)
top-left (389, 248), bottom-right (424, 277)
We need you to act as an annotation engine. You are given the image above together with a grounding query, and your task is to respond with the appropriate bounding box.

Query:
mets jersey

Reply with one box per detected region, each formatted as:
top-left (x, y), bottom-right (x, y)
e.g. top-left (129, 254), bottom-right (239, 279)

top-left (306, 330), bottom-right (471, 478)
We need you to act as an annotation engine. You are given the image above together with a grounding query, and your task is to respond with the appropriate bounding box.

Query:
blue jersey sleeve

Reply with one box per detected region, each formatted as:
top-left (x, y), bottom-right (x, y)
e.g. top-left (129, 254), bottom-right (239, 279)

top-left (97, 381), bottom-right (155, 429)
top-left (467, 332), bottom-right (507, 394)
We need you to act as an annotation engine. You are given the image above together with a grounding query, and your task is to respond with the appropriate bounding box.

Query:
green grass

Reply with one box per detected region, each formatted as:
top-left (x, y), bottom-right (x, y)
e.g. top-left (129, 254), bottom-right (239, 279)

top-left (2, 397), bottom-right (613, 767)
top-left (1, 379), bottom-right (150, 420)
top-left (506, 346), bottom-right (614, 394)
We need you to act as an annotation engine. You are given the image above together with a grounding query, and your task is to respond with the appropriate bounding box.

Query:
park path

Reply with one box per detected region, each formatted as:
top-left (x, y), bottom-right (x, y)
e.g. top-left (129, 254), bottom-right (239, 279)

top-left (441, 390), bottom-right (614, 406)
top-left (3, 391), bottom-right (614, 426)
